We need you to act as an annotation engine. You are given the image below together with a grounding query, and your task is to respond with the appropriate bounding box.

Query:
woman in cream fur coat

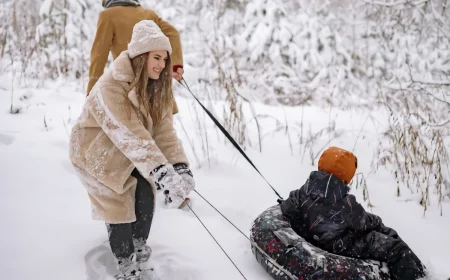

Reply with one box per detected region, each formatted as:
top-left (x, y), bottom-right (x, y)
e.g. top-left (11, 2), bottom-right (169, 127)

top-left (69, 20), bottom-right (194, 280)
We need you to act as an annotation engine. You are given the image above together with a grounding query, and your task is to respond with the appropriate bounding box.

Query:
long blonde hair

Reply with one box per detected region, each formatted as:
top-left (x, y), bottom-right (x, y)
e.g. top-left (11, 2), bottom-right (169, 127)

top-left (131, 52), bottom-right (174, 125)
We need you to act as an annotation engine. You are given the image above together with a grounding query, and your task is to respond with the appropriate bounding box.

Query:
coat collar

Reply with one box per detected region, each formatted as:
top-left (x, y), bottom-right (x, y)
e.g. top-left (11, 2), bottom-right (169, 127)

top-left (127, 88), bottom-right (148, 117)
top-left (103, 0), bottom-right (140, 9)
top-left (127, 88), bottom-right (170, 121)
top-left (112, 51), bottom-right (137, 83)
top-left (112, 51), bottom-right (148, 117)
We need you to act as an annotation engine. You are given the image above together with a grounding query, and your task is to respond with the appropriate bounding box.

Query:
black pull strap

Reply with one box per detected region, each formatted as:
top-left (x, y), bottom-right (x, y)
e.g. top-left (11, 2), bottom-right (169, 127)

top-left (185, 202), bottom-right (248, 280)
top-left (178, 79), bottom-right (283, 200)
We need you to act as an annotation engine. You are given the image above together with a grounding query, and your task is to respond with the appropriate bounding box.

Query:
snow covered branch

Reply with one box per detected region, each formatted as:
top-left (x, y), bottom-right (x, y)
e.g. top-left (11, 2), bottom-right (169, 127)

top-left (412, 77), bottom-right (450, 86)
top-left (363, 0), bottom-right (429, 7)
top-left (428, 120), bottom-right (450, 127)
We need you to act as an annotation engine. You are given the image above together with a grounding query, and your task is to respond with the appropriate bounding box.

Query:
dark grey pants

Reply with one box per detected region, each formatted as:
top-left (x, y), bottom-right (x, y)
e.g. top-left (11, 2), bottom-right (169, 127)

top-left (106, 168), bottom-right (155, 260)
top-left (337, 225), bottom-right (426, 280)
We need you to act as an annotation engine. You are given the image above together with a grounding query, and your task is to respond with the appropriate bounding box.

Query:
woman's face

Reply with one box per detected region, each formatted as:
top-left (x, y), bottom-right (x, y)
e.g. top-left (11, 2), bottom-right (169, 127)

top-left (147, 50), bottom-right (168, 80)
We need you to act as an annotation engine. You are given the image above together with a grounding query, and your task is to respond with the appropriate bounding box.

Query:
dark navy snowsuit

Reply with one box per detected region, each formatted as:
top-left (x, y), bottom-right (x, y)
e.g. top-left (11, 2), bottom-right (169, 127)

top-left (280, 170), bottom-right (426, 280)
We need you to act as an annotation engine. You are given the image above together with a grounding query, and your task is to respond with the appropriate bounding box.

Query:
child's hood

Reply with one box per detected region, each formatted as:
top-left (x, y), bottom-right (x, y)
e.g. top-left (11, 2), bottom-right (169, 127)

top-left (300, 170), bottom-right (351, 204)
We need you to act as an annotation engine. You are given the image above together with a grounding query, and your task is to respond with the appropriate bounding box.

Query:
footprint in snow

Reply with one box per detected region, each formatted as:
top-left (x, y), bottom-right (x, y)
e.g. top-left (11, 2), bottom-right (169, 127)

top-left (0, 133), bottom-right (15, 145)
top-left (150, 243), bottom-right (202, 280)
top-left (85, 242), bottom-right (202, 280)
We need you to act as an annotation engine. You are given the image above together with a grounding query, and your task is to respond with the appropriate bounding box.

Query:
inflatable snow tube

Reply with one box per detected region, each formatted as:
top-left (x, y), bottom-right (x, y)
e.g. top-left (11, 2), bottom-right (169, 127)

top-left (250, 205), bottom-right (390, 280)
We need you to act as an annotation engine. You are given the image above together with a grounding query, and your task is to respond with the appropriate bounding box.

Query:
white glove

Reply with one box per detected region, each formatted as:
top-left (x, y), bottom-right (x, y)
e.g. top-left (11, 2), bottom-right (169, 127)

top-left (152, 164), bottom-right (186, 209)
top-left (173, 163), bottom-right (195, 196)
top-left (180, 173), bottom-right (195, 195)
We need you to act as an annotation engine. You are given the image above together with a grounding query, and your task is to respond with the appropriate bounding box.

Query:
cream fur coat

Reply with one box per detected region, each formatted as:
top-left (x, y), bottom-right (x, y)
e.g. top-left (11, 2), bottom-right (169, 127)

top-left (69, 51), bottom-right (188, 223)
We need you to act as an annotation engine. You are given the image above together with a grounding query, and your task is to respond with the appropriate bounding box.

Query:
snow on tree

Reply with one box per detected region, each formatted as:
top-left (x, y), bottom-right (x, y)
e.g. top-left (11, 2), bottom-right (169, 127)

top-left (0, 0), bottom-right (448, 212)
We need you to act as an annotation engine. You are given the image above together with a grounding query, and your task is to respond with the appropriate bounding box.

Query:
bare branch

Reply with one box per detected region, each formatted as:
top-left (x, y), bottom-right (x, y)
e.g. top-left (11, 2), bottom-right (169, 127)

top-left (363, 0), bottom-right (429, 7)
top-left (430, 0), bottom-right (450, 38)
top-left (412, 77), bottom-right (450, 86)
top-left (428, 120), bottom-right (450, 127)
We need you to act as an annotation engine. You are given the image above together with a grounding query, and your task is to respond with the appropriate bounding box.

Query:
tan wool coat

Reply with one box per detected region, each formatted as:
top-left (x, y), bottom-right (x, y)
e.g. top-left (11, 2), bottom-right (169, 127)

top-left (70, 51), bottom-right (189, 223)
top-left (87, 5), bottom-right (183, 114)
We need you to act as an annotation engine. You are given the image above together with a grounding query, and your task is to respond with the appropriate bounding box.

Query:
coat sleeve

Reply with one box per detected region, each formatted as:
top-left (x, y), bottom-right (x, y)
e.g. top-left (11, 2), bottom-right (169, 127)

top-left (87, 12), bottom-right (113, 95)
top-left (152, 109), bottom-right (189, 166)
top-left (280, 189), bottom-right (301, 220)
top-left (86, 84), bottom-right (168, 178)
top-left (346, 195), bottom-right (382, 233)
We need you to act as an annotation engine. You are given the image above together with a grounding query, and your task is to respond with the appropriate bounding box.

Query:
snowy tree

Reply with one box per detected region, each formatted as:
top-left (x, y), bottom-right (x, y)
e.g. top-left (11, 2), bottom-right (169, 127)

top-left (36, 0), bottom-right (101, 81)
top-left (0, 0), bottom-right (42, 83)
top-left (0, 0), bottom-right (448, 211)
top-left (362, 0), bottom-right (450, 213)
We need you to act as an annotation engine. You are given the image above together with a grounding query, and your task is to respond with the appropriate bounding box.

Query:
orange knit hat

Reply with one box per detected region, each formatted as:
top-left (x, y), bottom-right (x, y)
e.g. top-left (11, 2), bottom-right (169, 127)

top-left (318, 146), bottom-right (358, 184)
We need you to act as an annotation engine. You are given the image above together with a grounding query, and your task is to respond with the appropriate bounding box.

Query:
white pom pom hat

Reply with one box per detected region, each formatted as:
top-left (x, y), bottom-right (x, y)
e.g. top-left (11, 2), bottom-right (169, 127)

top-left (127, 20), bottom-right (172, 59)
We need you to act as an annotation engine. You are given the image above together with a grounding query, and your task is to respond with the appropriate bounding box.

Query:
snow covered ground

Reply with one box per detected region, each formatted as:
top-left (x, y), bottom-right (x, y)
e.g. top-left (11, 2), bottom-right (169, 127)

top-left (1, 74), bottom-right (449, 280)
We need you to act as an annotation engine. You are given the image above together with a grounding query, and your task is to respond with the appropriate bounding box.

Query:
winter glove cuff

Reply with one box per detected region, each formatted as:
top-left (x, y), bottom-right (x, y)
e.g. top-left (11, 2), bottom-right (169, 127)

top-left (173, 163), bottom-right (193, 177)
top-left (152, 164), bottom-right (181, 189)
top-left (173, 163), bottom-right (195, 195)
top-left (151, 164), bottom-right (168, 190)
top-left (151, 164), bottom-right (165, 176)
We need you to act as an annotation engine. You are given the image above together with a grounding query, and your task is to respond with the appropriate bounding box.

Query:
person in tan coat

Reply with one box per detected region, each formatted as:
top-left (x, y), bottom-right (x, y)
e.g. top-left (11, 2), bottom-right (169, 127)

top-left (88, 0), bottom-right (184, 114)
top-left (70, 20), bottom-right (194, 280)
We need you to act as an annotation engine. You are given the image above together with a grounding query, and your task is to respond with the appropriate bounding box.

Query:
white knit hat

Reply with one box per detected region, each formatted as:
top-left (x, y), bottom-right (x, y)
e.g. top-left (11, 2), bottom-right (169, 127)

top-left (128, 20), bottom-right (172, 59)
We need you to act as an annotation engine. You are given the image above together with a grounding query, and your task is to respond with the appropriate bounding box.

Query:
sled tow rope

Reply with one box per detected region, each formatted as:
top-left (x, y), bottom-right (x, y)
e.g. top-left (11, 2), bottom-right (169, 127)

top-left (177, 78), bottom-right (289, 280)
top-left (193, 190), bottom-right (249, 240)
top-left (178, 78), bottom-right (283, 201)
top-left (185, 202), bottom-right (248, 280)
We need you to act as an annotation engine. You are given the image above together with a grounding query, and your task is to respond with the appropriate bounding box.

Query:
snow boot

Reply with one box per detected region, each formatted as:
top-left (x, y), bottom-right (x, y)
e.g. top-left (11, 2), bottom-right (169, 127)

top-left (140, 267), bottom-right (160, 280)
top-left (115, 253), bottom-right (141, 280)
top-left (133, 238), bottom-right (152, 263)
top-left (133, 239), bottom-right (159, 280)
